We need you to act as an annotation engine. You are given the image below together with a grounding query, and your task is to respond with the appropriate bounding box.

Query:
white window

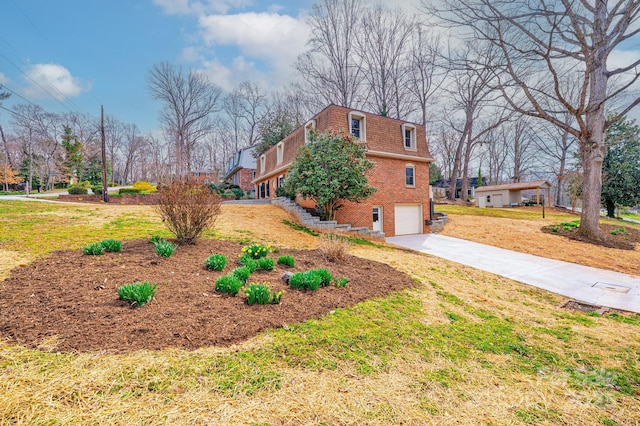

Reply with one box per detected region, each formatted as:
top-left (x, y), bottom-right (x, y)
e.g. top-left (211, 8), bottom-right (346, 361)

top-left (348, 111), bottom-right (366, 140)
top-left (278, 175), bottom-right (285, 187)
top-left (304, 120), bottom-right (316, 144)
top-left (402, 124), bottom-right (416, 150)
top-left (276, 142), bottom-right (284, 164)
top-left (405, 164), bottom-right (415, 187)
top-left (260, 155), bottom-right (266, 173)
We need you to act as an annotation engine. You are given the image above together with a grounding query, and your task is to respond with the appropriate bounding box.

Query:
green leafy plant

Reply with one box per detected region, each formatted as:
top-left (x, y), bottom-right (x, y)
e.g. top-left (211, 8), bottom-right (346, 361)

top-left (91, 186), bottom-right (104, 196)
top-left (238, 255), bottom-right (258, 272)
top-left (205, 254), bottom-right (227, 271)
top-left (155, 240), bottom-right (176, 258)
top-left (241, 243), bottom-right (271, 259)
top-left (310, 268), bottom-right (333, 286)
top-left (334, 277), bottom-right (349, 288)
top-left (232, 266), bottom-right (251, 283)
top-left (100, 239), bottom-right (122, 253)
top-left (257, 257), bottom-right (275, 271)
top-left (83, 242), bottom-right (105, 255)
top-left (215, 275), bottom-right (243, 296)
top-left (277, 255), bottom-right (295, 267)
top-left (118, 281), bottom-right (157, 307)
top-left (244, 283), bottom-right (283, 305)
top-left (149, 235), bottom-right (163, 245)
top-left (289, 271), bottom-right (322, 291)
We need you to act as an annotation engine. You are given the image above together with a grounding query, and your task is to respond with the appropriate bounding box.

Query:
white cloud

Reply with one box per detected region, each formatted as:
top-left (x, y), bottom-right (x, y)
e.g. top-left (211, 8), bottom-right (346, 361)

top-left (22, 64), bottom-right (88, 100)
top-left (198, 12), bottom-right (309, 66)
top-left (153, 0), bottom-right (252, 15)
top-left (0, 72), bottom-right (9, 85)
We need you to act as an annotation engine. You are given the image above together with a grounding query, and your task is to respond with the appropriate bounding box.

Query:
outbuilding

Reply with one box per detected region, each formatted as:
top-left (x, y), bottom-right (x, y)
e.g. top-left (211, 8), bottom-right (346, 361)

top-left (475, 180), bottom-right (552, 208)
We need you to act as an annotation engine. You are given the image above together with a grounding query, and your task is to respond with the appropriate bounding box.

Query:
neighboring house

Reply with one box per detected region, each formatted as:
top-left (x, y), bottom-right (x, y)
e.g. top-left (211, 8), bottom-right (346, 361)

top-left (433, 177), bottom-right (487, 200)
top-left (253, 104), bottom-right (434, 236)
top-left (475, 180), bottom-right (552, 208)
top-left (224, 146), bottom-right (257, 194)
top-left (189, 171), bottom-right (217, 185)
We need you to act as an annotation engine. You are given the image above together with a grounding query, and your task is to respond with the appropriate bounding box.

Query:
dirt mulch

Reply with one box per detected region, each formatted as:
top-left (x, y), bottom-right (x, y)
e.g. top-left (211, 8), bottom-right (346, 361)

top-left (541, 222), bottom-right (640, 250)
top-left (0, 239), bottom-right (414, 353)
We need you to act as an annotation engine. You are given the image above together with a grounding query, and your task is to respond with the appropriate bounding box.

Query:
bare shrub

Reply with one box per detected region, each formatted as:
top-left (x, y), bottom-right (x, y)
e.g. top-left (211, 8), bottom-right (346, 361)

top-left (319, 232), bottom-right (350, 262)
top-left (155, 180), bottom-right (221, 244)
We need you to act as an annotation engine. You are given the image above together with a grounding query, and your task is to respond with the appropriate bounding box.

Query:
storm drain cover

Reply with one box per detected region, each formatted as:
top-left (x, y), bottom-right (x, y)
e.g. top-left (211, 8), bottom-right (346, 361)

top-left (592, 282), bottom-right (631, 293)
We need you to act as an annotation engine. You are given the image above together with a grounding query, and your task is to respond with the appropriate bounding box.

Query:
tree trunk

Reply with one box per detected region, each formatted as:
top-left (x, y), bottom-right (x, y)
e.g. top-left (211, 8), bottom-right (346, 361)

top-left (578, 132), bottom-right (605, 240)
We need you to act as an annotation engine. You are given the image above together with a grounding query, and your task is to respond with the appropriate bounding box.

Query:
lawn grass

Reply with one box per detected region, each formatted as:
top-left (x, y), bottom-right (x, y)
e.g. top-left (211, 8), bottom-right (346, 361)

top-left (0, 201), bottom-right (639, 424)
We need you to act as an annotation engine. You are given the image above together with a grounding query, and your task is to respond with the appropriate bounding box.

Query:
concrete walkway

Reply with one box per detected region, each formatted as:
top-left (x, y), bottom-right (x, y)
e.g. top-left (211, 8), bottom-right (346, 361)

top-left (387, 234), bottom-right (640, 314)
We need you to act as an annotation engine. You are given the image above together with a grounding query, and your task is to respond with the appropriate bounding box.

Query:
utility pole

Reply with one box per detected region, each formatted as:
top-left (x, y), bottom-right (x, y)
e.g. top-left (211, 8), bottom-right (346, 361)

top-left (101, 105), bottom-right (108, 203)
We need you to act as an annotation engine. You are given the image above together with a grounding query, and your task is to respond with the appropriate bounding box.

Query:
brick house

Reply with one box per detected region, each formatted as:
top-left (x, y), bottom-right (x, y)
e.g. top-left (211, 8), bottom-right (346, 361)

top-left (253, 104), bottom-right (434, 236)
top-left (224, 145), bottom-right (257, 195)
top-left (189, 171), bottom-right (217, 185)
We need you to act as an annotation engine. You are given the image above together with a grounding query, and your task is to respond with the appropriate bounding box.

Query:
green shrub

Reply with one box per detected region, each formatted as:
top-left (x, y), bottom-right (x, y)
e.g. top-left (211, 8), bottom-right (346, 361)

top-left (83, 242), bottom-right (105, 255)
top-left (231, 187), bottom-right (244, 200)
top-left (310, 268), bottom-right (332, 287)
top-left (334, 277), bottom-right (349, 288)
top-left (205, 254), bottom-right (227, 271)
top-left (118, 281), bottom-right (157, 307)
top-left (238, 255), bottom-right (258, 272)
top-left (257, 257), bottom-right (275, 271)
top-left (244, 283), bottom-right (283, 305)
top-left (289, 271), bottom-right (322, 291)
top-left (277, 255), bottom-right (295, 267)
top-left (68, 185), bottom-right (88, 195)
top-left (215, 275), bottom-right (243, 296)
top-left (232, 266), bottom-right (251, 283)
top-left (241, 243), bottom-right (271, 259)
top-left (92, 186), bottom-right (103, 196)
top-left (119, 187), bottom-right (142, 195)
top-left (155, 240), bottom-right (176, 258)
top-left (100, 239), bottom-right (122, 253)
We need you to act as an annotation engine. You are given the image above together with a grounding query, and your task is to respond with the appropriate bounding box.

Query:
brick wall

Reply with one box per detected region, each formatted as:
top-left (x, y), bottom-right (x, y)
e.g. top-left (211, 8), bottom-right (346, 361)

top-left (335, 158), bottom-right (431, 236)
top-left (229, 168), bottom-right (255, 192)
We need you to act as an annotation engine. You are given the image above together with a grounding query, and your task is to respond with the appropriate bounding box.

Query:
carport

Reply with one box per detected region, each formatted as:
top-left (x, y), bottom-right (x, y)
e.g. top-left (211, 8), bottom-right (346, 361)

top-left (475, 180), bottom-right (552, 208)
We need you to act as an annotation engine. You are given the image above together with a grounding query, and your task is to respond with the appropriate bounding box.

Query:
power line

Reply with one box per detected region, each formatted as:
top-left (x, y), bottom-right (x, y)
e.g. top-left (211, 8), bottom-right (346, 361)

top-left (0, 36), bottom-right (84, 113)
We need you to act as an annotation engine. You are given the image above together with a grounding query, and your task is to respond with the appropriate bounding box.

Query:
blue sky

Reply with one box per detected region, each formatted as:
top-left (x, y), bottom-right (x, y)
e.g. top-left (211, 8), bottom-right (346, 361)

top-left (0, 0), bottom-right (333, 134)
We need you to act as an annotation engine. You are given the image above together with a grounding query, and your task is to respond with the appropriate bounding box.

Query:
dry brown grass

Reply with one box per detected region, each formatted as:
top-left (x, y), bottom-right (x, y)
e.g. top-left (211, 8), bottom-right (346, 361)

top-left (1, 202), bottom-right (639, 425)
top-left (439, 207), bottom-right (640, 275)
top-left (318, 232), bottom-right (351, 261)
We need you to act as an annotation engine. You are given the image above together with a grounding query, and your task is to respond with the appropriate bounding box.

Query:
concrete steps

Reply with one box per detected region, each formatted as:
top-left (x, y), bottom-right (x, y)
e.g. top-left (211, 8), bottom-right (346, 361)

top-left (271, 197), bottom-right (385, 239)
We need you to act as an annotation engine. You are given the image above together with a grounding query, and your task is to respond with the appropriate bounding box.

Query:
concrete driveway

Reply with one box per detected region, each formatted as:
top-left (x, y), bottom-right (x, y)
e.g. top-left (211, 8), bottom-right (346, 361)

top-left (387, 233), bottom-right (640, 314)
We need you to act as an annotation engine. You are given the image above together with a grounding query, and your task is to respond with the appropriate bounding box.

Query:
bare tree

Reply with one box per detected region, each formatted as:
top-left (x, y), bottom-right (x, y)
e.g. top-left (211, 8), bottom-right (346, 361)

top-left (442, 41), bottom-right (510, 200)
top-left (147, 62), bottom-right (222, 177)
top-left (237, 81), bottom-right (267, 145)
top-left (482, 127), bottom-right (509, 184)
top-left (295, 0), bottom-right (365, 109)
top-left (429, 0), bottom-right (640, 239)
top-left (356, 5), bottom-right (415, 119)
top-left (505, 118), bottom-right (536, 183)
top-left (533, 116), bottom-right (579, 205)
top-left (407, 25), bottom-right (447, 126)
top-left (104, 115), bottom-right (126, 185)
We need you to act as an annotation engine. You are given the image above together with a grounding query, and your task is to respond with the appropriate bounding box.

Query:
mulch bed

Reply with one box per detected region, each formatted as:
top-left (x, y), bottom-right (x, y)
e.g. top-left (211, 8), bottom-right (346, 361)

top-left (541, 222), bottom-right (640, 250)
top-left (0, 239), bottom-right (414, 353)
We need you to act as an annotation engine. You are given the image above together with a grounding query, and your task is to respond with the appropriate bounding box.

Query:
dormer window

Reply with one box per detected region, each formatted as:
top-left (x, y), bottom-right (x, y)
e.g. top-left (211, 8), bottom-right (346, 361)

top-left (304, 120), bottom-right (316, 144)
top-left (276, 142), bottom-right (284, 164)
top-left (260, 155), bottom-right (266, 173)
top-left (402, 124), bottom-right (416, 150)
top-left (348, 111), bottom-right (366, 140)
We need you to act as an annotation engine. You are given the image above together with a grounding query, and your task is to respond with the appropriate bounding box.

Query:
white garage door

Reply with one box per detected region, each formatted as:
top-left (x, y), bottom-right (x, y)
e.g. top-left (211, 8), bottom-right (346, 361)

top-left (394, 204), bottom-right (422, 235)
